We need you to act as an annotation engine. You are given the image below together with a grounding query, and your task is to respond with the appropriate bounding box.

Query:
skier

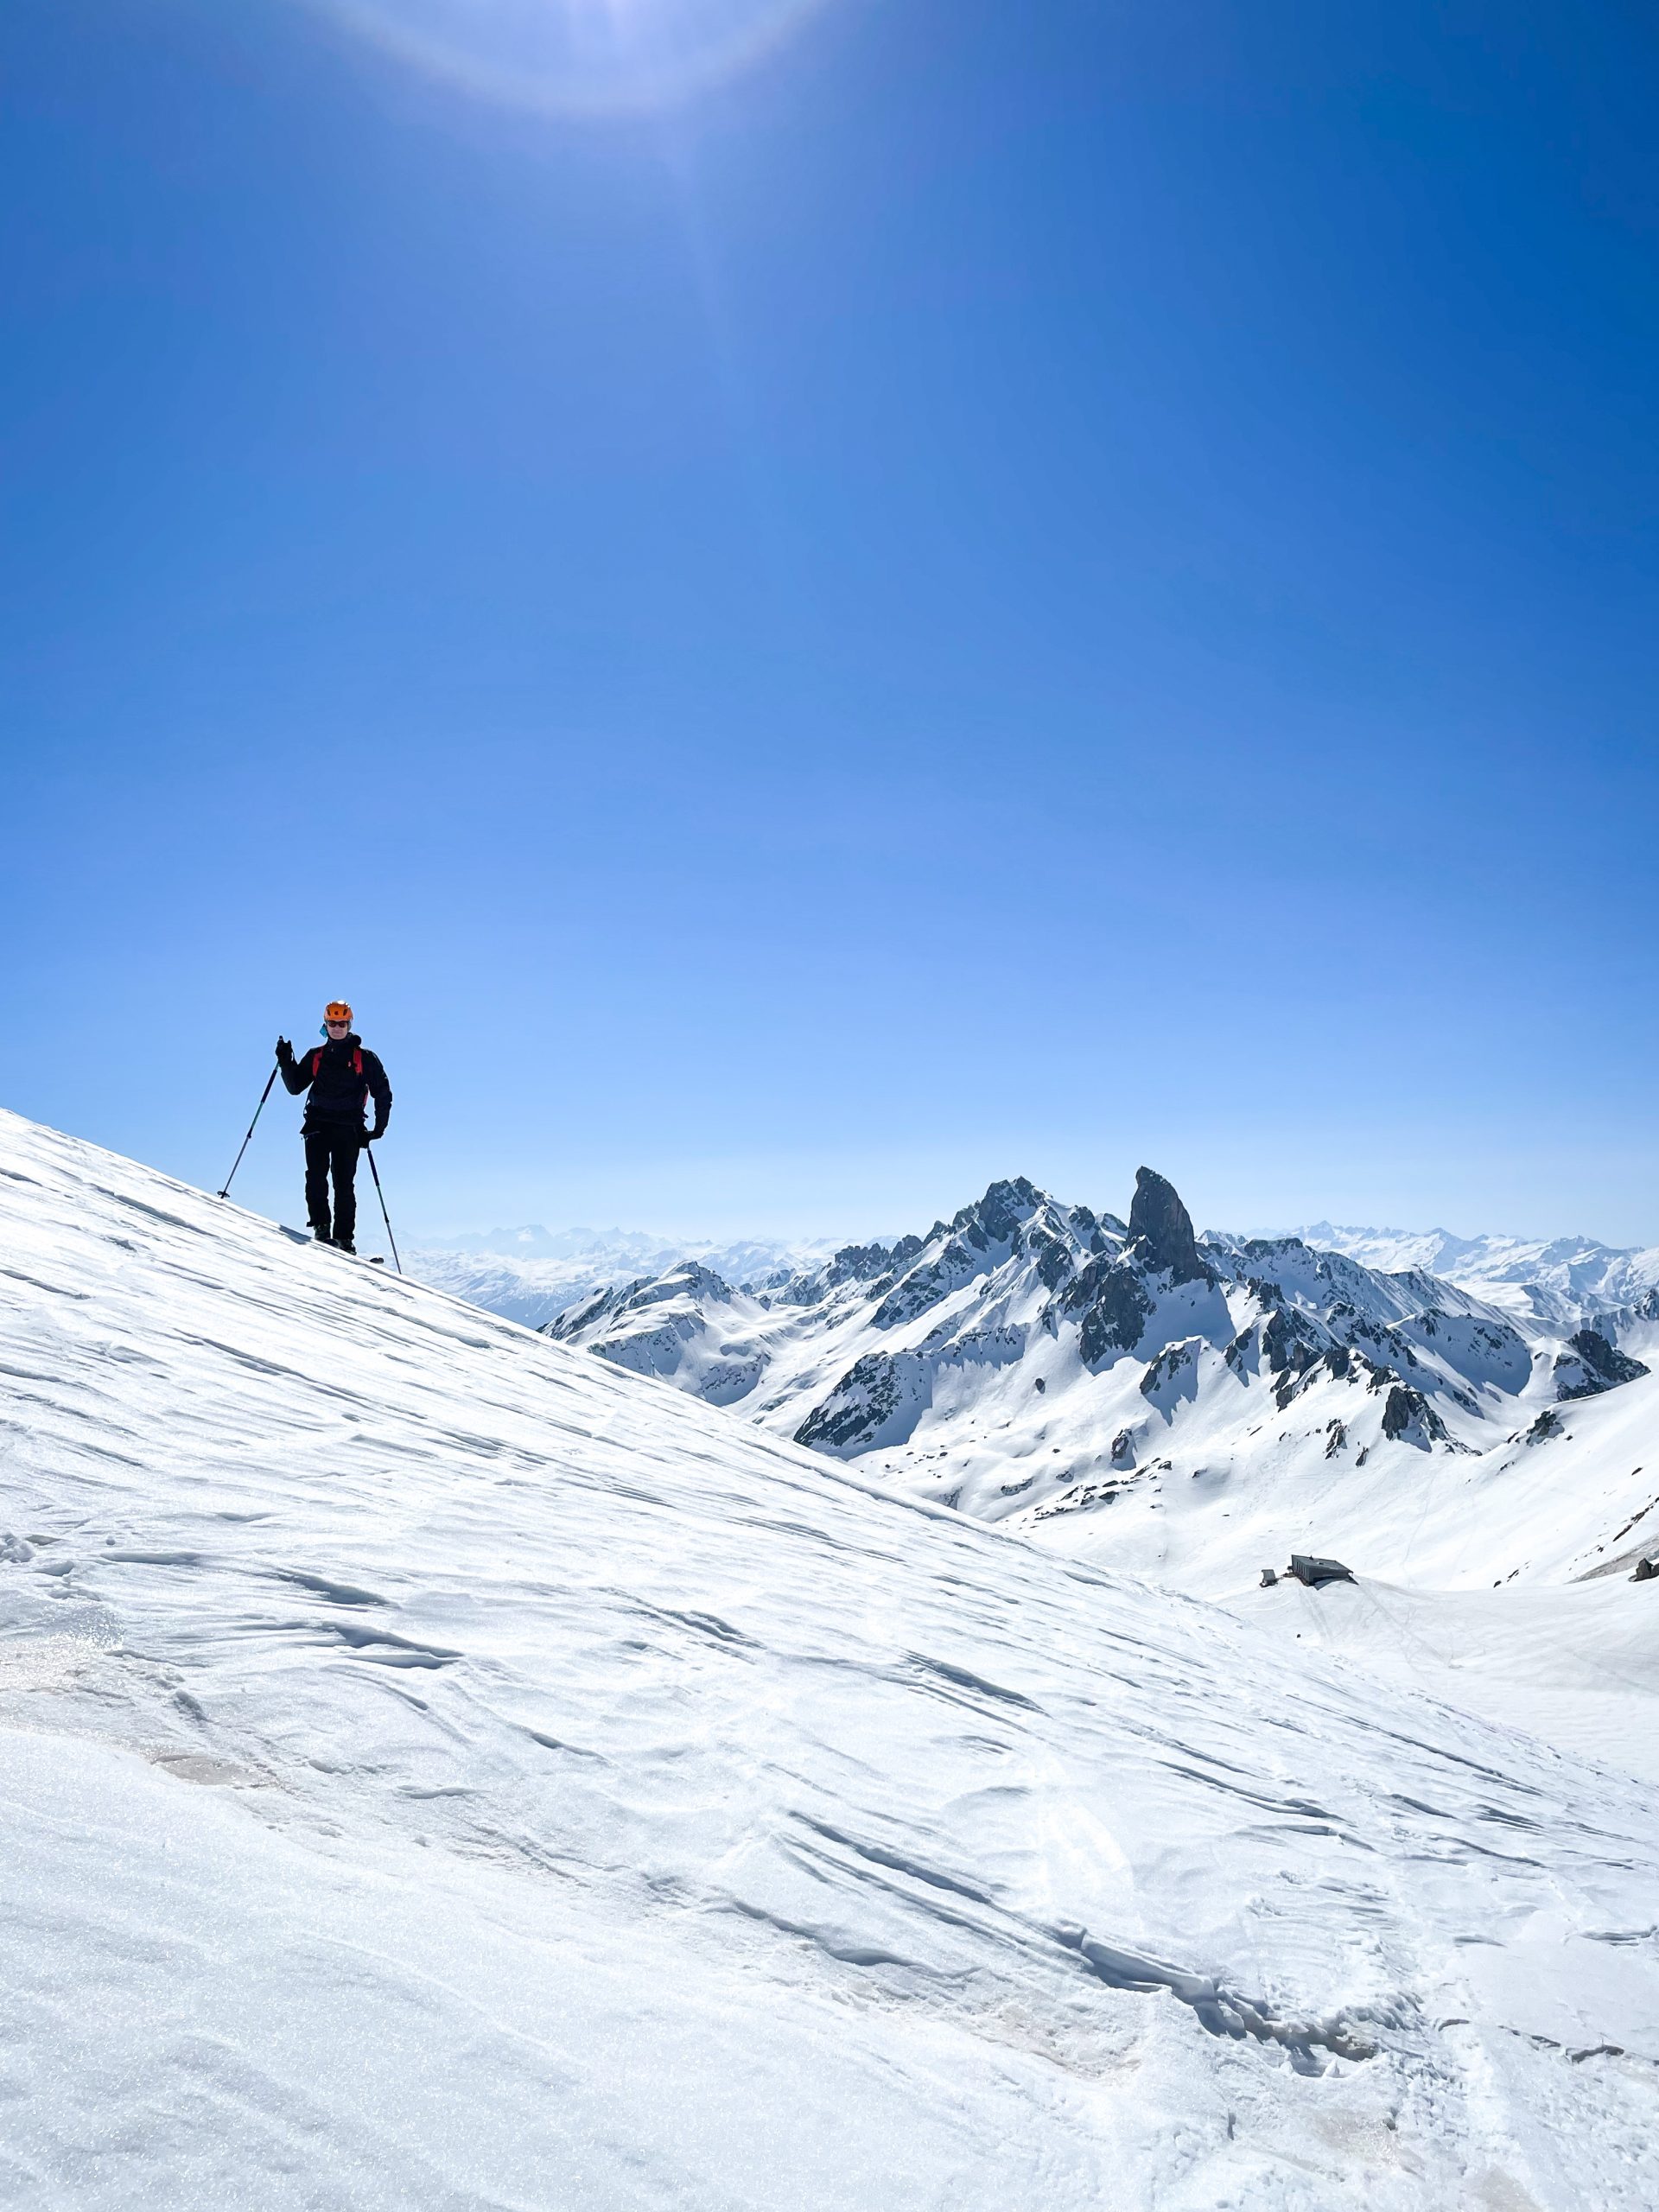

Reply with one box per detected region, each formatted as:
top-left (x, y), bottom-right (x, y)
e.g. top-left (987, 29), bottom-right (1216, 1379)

top-left (276, 1001), bottom-right (392, 1254)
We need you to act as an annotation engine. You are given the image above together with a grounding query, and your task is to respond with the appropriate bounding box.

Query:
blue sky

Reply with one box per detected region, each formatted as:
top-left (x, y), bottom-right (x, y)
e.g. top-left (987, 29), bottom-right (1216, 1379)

top-left (3, 0), bottom-right (1657, 1243)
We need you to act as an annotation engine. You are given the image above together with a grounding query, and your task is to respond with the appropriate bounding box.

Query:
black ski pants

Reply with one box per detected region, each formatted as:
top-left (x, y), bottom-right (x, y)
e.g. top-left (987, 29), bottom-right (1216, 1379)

top-left (304, 1128), bottom-right (361, 1244)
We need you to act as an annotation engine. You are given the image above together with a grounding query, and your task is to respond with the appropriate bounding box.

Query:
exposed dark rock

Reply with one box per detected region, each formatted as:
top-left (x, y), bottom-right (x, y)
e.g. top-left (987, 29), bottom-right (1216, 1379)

top-left (1140, 1339), bottom-right (1198, 1401)
top-left (873, 1239), bottom-right (978, 1329)
top-left (1110, 1429), bottom-right (1136, 1465)
top-left (773, 1239), bottom-right (910, 1306)
top-left (1634, 1558), bottom-right (1656, 1584)
top-left (1224, 1327), bottom-right (1254, 1374)
top-left (794, 1352), bottom-right (904, 1450)
top-left (1381, 1383), bottom-right (1449, 1447)
top-left (951, 1177), bottom-right (1039, 1251)
top-left (822, 1243), bottom-right (895, 1286)
top-left (1262, 1307), bottom-right (1318, 1377)
top-left (1028, 1229), bottom-right (1075, 1293)
top-left (1061, 1260), bottom-right (1154, 1367)
top-left (1126, 1167), bottom-right (1209, 1284)
top-left (1525, 1407), bottom-right (1564, 1446)
top-left (1325, 1420), bottom-right (1346, 1459)
top-left (1556, 1329), bottom-right (1650, 1402)
top-left (1033, 1376), bottom-right (1046, 1394)
top-left (1260, 1306), bottom-right (1325, 1408)
top-left (1232, 1237), bottom-right (1310, 1268)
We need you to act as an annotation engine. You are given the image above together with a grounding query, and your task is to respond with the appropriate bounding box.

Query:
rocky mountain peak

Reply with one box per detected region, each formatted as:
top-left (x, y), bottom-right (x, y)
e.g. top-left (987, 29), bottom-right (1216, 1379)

top-left (1126, 1167), bottom-right (1207, 1285)
top-left (954, 1176), bottom-right (1042, 1248)
top-left (544, 1165), bottom-right (1658, 1521)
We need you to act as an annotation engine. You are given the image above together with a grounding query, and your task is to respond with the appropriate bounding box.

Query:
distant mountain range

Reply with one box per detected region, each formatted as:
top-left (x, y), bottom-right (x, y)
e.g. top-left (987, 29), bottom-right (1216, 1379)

top-left (407, 1228), bottom-right (832, 1329)
top-left (1282, 1222), bottom-right (1659, 1331)
top-left (414, 1211), bottom-right (1659, 1338)
top-left (540, 1170), bottom-right (1657, 1571)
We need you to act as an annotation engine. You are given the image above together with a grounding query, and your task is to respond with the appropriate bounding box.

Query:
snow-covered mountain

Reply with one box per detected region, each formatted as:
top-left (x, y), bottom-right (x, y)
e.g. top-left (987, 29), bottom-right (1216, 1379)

top-left (549, 1166), bottom-right (1649, 1536)
top-left (1289, 1220), bottom-right (1659, 1332)
top-left (407, 1226), bottom-right (829, 1328)
top-left (545, 1169), bottom-right (1659, 1783)
top-left (412, 1208), bottom-right (1659, 1344)
top-left (4, 1104), bottom-right (1659, 2208)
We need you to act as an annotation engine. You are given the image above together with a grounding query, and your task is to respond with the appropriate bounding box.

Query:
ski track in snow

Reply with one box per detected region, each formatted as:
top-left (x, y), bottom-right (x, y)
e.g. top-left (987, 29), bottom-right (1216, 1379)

top-left (1, 1109), bottom-right (1657, 2209)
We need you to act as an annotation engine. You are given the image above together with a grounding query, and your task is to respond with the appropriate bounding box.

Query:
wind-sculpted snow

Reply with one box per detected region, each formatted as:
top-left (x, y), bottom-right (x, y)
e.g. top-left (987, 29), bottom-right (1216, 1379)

top-left (3, 1108), bottom-right (1659, 2208)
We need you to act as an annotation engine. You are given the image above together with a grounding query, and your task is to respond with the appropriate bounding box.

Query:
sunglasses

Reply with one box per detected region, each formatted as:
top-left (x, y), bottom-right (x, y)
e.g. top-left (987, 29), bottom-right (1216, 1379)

top-left (325, 1019), bottom-right (350, 1029)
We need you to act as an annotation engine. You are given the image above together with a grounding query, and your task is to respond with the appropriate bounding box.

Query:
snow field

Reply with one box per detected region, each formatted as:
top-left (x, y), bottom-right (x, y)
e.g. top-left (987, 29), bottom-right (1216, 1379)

top-left (2, 1109), bottom-right (1657, 2208)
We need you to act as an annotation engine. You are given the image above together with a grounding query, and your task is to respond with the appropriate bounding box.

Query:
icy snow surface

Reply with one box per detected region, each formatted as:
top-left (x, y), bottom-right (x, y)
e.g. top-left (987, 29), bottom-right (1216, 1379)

top-left (2, 1108), bottom-right (1658, 2209)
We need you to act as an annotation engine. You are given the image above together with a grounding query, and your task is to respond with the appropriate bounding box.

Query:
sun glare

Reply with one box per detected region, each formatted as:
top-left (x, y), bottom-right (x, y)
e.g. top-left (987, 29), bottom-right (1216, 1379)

top-left (302, 0), bottom-right (842, 114)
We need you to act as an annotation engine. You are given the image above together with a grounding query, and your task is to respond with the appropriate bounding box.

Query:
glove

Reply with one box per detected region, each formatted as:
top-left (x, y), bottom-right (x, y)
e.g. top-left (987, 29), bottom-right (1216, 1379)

top-left (276, 1037), bottom-right (294, 1065)
top-left (360, 1128), bottom-right (378, 1147)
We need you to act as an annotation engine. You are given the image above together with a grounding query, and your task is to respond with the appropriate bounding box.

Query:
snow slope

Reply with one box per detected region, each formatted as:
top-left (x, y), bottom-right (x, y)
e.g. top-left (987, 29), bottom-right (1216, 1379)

top-left (1212, 1359), bottom-right (1659, 1778)
top-left (1231, 1572), bottom-right (1659, 1787)
top-left (1024, 1350), bottom-right (1659, 1783)
top-left (3, 1105), bottom-right (1659, 2206)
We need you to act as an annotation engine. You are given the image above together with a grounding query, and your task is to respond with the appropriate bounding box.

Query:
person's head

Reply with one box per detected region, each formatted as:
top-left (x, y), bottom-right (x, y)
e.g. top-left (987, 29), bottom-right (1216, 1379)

top-left (323, 999), bottom-right (353, 1040)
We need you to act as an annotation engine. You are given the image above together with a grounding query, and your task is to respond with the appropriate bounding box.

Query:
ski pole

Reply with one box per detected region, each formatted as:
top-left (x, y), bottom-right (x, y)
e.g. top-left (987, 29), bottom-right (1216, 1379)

top-left (218, 1065), bottom-right (279, 1198)
top-left (365, 1146), bottom-right (403, 1275)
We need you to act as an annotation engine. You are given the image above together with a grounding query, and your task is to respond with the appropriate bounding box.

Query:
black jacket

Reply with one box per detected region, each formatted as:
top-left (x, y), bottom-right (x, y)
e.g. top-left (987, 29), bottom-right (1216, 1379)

top-left (280, 1033), bottom-right (392, 1135)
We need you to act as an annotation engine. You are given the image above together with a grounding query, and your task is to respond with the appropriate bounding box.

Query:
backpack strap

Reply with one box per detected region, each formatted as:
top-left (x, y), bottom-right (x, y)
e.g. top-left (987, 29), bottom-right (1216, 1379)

top-left (308, 1044), bottom-right (366, 1101)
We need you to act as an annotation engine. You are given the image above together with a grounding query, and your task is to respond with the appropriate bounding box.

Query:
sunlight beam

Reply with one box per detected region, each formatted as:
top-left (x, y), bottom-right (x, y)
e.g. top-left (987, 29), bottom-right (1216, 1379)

top-left (300, 0), bottom-right (846, 115)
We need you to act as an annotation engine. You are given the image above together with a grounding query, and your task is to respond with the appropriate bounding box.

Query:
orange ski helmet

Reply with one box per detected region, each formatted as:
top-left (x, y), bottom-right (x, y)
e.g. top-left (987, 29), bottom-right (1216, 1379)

top-left (324, 1001), bottom-right (353, 1024)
